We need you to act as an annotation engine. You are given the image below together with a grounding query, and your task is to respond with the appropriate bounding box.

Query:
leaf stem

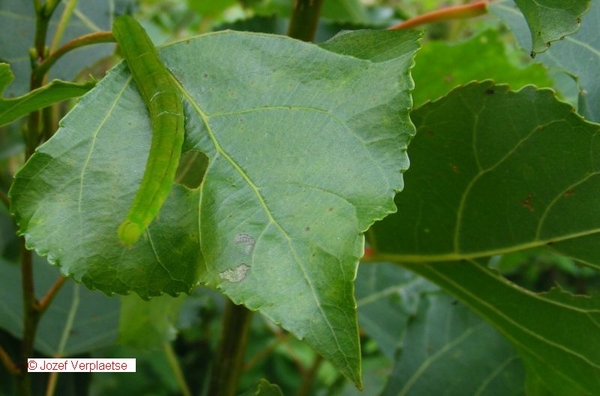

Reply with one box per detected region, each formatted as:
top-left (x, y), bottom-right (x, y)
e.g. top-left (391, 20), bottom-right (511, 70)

top-left (388, 1), bottom-right (488, 31)
top-left (287, 0), bottom-right (326, 42)
top-left (38, 276), bottom-right (67, 314)
top-left (17, 239), bottom-right (40, 396)
top-left (0, 188), bottom-right (9, 210)
top-left (164, 343), bottom-right (191, 396)
top-left (296, 354), bottom-right (323, 396)
top-left (50, 0), bottom-right (79, 53)
top-left (207, 299), bottom-right (253, 396)
top-left (0, 345), bottom-right (21, 375)
top-left (33, 32), bottom-right (115, 82)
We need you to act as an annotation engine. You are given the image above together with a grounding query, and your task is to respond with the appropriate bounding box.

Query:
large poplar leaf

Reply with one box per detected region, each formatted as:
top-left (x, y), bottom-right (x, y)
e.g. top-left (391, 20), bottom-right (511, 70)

top-left (370, 81), bottom-right (600, 393)
top-left (492, 0), bottom-right (600, 122)
top-left (10, 30), bottom-right (420, 386)
top-left (490, 0), bottom-right (590, 56)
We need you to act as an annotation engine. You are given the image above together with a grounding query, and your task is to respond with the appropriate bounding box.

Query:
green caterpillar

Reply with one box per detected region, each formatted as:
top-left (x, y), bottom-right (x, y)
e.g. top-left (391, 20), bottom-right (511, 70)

top-left (112, 15), bottom-right (184, 246)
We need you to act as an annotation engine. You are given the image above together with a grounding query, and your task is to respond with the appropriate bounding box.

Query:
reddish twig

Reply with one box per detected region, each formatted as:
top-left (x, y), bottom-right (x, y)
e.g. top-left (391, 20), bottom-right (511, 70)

top-left (388, 1), bottom-right (488, 31)
top-left (0, 345), bottom-right (21, 375)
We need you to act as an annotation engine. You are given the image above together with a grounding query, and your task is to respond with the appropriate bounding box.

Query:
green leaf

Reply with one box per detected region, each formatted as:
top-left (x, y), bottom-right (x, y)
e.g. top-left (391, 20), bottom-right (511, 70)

top-left (118, 294), bottom-right (186, 349)
top-left (375, 82), bottom-right (600, 265)
top-left (356, 262), bottom-right (437, 360)
top-left (492, 0), bottom-right (600, 122)
top-left (371, 81), bottom-right (600, 393)
top-left (400, 261), bottom-right (599, 396)
top-left (0, 63), bottom-right (94, 127)
top-left (10, 30), bottom-right (420, 386)
top-left (490, 0), bottom-right (590, 56)
top-left (0, 0), bottom-right (129, 96)
top-left (382, 290), bottom-right (524, 396)
top-left (240, 379), bottom-right (284, 396)
top-left (0, 257), bottom-right (119, 356)
top-left (411, 30), bottom-right (553, 107)
top-left (321, 0), bottom-right (371, 25)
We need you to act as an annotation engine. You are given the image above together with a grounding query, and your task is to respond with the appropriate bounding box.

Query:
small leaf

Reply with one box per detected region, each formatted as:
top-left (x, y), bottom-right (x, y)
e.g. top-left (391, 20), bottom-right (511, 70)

top-left (490, 0), bottom-right (590, 56)
top-left (492, 0), bottom-right (600, 122)
top-left (0, 63), bottom-right (94, 127)
top-left (240, 379), bottom-right (284, 396)
top-left (118, 294), bottom-right (186, 349)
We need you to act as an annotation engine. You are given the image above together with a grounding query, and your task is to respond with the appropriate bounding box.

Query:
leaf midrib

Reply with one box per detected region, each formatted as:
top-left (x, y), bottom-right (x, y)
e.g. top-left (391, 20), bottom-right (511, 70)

top-left (178, 83), bottom-right (354, 370)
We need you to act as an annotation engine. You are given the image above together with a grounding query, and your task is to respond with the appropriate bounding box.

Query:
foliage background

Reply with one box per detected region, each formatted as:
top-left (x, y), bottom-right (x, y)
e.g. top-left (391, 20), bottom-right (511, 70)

top-left (1, 0), bottom-right (599, 395)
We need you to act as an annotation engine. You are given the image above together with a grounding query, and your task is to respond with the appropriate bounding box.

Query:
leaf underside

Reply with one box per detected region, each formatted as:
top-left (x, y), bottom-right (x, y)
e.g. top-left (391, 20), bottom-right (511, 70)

top-left (9, 30), bottom-right (421, 386)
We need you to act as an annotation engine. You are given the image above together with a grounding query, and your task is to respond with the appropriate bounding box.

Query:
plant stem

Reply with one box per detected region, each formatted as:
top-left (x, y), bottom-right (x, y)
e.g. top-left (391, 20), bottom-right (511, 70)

top-left (296, 354), bottom-right (323, 396)
top-left (287, 0), bottom-right (326, 42)
top-left (0, 189), bottom-right (9, 210)
top-left (207, 299), bottom-right (253, 396)
top-left (164, 343), bottom-right (191, 396)
top-left (0, 345), bottom-right (20, 375)
top-left (33, 32), bottom-right (115, 83)
top-left (388, 1), bottom-right (488, 31)
top-left (38, 276), bottom-right (67, 313)
top-left (17, 239), bottom-right (40, 396)
top-left (50, 0), bottom-right (79, 52)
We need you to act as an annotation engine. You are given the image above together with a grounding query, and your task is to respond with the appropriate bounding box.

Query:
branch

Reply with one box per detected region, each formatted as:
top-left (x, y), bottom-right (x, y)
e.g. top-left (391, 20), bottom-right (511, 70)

top-left (38, 276), bottom-right (67, 314)
top-left (388, 1), bottom-right (488, 31)
top-left (0, 345), bottom-right (21, 375)
top-left (207, 300), bottom-right (253, 396)
top-left (0, 189), bottom-right (9, 210)
top-left (287, 0), bottom-right (326, 42)
top-left (34, 32), bottom-right (115, 81)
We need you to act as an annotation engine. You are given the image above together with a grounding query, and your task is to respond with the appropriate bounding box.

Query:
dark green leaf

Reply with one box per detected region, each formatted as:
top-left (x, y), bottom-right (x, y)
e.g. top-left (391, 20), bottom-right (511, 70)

top-left (371, 81), bottom-right (600, 393)
top-left (356, 262), bottom-right (436, 360)
top-left (0, 257), bottom-right (119, 356)
top-left (382, 291), bottom-right (524, 396)
top-left (400, 261), bottom-right (599, 396)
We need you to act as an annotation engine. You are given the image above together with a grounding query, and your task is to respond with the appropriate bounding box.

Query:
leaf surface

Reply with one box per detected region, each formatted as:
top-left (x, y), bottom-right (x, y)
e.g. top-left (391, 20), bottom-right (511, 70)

top-left (0, 63), bottom-right (94, 127)
top-left (490, 0), bottom-right (590, 56)
top-left (0, 257), bottom-right (119, 356)
top-left (492, 0), bottom-right (600, 122)
top-left (371, 81), bottom-right (600, 393)
top-left (411, 30), bottom-right (552, 107)
top-left (10, 30), bottom-right (420, 386)
top-left (382, 290), bottom-right (524, 396)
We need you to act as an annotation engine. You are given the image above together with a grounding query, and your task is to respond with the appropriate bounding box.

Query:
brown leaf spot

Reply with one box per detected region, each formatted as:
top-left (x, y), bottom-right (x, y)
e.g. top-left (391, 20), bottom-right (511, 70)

top-left (521, 194), bottom-right (535, 212)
